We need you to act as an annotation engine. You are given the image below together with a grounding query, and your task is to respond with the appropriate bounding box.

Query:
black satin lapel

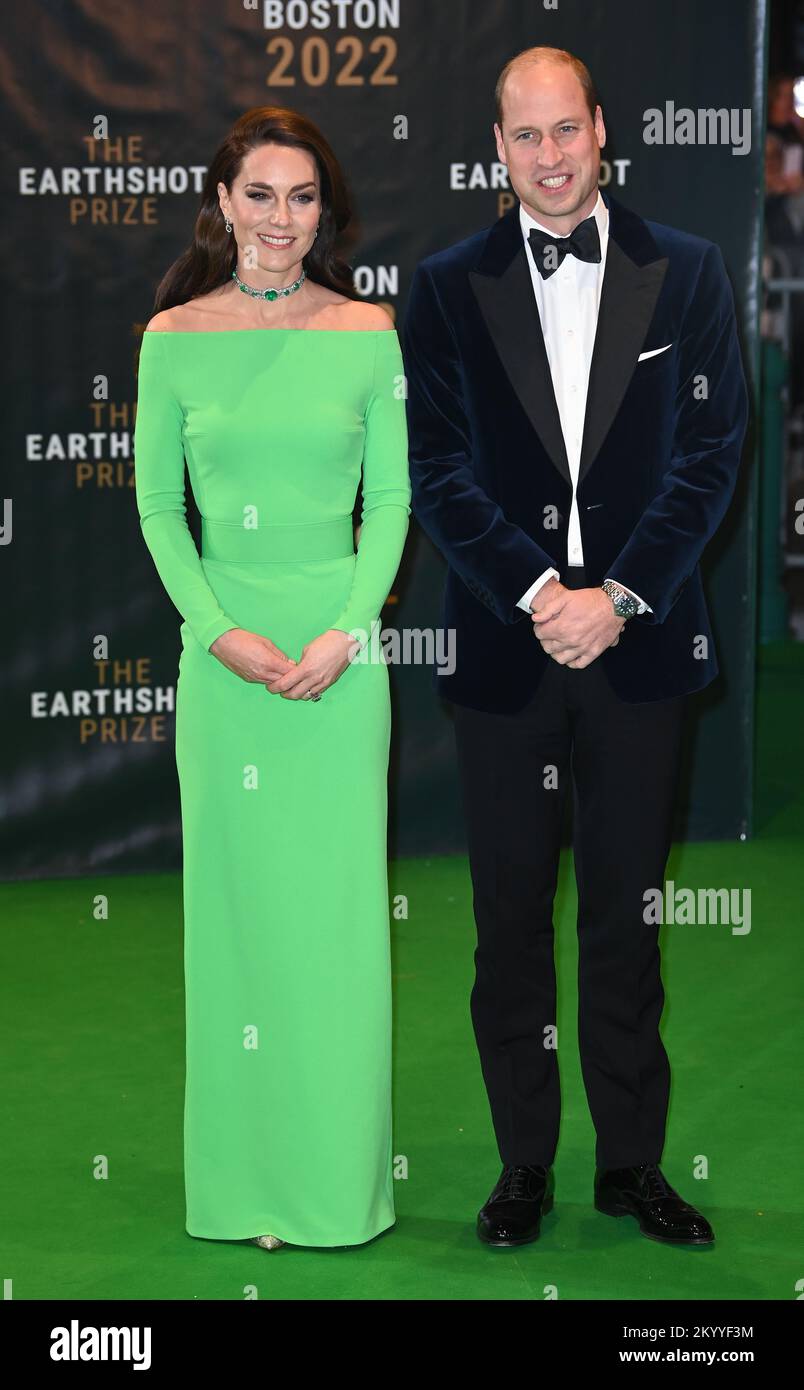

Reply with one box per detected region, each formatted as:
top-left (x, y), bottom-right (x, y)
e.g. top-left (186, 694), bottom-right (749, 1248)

top-left (579, 240), bottom-right (668, 483)
top-left (469, 248), bottom-right (571, 485)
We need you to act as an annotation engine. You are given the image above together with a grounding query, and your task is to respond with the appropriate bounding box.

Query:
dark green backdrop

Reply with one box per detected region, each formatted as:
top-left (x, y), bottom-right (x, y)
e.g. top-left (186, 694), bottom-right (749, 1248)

top-left (1, 0), bottom-right (766, 877)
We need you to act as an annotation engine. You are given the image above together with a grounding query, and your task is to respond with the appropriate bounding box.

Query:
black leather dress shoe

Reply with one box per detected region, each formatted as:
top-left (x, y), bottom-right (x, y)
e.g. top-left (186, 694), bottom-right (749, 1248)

top-left (594, 1163), bottom-right (714, 1245)
top-left (477, 1164), bottom-right (555, 1247)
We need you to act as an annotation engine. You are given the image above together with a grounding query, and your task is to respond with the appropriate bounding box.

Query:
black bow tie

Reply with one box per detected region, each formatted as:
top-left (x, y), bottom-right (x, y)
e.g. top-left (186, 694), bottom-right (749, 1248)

top-left (527, 215), bottom-right (601, 279)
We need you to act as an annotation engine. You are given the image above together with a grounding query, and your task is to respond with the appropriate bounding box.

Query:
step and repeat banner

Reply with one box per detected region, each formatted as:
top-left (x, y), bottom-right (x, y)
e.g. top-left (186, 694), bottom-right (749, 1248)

top-left (2, 0), bottom-right (765, 877)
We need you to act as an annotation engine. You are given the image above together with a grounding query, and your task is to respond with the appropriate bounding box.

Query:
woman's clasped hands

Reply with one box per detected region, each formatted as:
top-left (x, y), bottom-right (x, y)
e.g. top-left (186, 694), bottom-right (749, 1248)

top-left (209, 627), bottom-right (361, 699)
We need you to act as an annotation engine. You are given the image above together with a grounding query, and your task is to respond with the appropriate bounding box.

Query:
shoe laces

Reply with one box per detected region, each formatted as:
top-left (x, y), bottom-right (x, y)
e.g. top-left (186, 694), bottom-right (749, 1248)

top-left (635, 1164), bottom-right (674, 1201)
top-left (497, 1165), bottom-right (542, 1200)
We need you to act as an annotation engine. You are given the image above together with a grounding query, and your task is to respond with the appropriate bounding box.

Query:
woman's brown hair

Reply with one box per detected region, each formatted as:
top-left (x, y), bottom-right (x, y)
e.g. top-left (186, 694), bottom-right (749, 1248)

top-left (153, 106), bottom-right (360, 313)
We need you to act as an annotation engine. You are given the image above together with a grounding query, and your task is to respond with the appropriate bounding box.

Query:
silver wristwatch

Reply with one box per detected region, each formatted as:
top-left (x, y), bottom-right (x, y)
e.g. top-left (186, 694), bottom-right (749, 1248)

top-left (601, 579), bottom-right (639, 619)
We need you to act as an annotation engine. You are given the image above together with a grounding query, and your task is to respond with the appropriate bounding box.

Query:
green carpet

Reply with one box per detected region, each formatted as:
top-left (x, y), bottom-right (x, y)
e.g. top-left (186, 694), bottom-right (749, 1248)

top-left (1, 643), bottom-right (801, 1300)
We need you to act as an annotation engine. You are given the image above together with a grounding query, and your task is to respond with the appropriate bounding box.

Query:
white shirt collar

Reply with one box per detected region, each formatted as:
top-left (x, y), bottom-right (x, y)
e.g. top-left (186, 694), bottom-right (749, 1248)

top-left (519, 188), bottom-right (608, 248)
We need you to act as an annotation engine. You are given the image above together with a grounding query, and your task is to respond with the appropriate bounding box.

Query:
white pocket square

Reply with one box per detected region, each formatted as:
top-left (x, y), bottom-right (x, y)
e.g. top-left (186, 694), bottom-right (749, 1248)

top-left (637, 343), bottom-right (672, 360)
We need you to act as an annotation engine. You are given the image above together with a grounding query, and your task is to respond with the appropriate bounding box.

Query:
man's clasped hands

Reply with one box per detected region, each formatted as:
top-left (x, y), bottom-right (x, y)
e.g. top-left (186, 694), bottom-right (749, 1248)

top-left (529, 577), bottom-right (625, 669)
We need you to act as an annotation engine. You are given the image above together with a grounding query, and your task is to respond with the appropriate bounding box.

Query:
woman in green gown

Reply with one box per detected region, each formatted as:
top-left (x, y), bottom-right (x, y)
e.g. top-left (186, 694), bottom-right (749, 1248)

top-left (133, 107), bottom-right (410, 1249)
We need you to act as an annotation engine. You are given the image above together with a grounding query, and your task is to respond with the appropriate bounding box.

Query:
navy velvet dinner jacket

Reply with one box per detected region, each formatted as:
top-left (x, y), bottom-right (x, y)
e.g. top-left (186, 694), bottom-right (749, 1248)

top-left (401, 189), bottom-right (750, 711)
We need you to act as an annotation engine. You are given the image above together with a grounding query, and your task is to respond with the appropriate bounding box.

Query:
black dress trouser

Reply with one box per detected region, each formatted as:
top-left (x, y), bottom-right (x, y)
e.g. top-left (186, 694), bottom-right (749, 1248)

top-left (451, 567), bottom-right (686, 1170)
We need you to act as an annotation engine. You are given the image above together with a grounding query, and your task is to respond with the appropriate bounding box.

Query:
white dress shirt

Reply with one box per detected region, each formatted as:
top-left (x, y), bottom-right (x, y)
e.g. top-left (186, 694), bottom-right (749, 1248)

top-left (516, 191), bottom-right (650, 615)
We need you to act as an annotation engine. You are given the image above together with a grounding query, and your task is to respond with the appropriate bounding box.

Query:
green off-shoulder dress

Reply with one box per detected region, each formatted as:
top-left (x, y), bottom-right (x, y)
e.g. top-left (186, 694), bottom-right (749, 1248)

top-left (133, 326), bottom-right (410, 1247)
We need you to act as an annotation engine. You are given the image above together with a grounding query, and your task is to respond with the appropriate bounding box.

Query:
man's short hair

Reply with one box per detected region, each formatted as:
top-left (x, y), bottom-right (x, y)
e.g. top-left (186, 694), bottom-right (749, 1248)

top-left (495, 46), bottom-right (599, 129)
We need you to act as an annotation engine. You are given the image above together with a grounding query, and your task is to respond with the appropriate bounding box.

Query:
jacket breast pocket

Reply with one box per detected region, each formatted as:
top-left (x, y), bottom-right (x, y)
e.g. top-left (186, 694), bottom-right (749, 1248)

top-left (635, 343), bottom-right (674, 374)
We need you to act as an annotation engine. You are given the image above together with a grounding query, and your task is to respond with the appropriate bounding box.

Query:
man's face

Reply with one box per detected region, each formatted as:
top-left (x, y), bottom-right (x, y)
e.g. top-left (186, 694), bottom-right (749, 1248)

top-left (494, 61), bottom-right (605, 234)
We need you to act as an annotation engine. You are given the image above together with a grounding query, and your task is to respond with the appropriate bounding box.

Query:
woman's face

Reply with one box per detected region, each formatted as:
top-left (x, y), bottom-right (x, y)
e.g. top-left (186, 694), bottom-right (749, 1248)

top-left (218, 142), bottom-right (321, 276)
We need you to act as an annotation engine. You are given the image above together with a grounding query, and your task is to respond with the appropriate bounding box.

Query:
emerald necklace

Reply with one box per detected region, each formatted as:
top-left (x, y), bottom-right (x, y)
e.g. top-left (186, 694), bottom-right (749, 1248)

top-left (231, 267), bottom-right (306, 302)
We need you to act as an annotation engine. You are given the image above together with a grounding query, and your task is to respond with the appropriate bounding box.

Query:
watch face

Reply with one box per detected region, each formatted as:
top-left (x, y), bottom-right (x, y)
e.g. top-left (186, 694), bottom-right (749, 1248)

top-left (605, 583), bottom-right (637, 617)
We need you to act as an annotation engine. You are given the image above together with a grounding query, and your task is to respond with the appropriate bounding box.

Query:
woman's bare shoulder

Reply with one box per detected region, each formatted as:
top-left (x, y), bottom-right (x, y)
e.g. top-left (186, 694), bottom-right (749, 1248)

top-left (336, 299), bottom-right (396, 332)
top-left (145, 293), bottom-right (229, 333)
top-left (144, 305), bottom-right (200, 333)
top-left (144, 308), bottom-right (178, 333)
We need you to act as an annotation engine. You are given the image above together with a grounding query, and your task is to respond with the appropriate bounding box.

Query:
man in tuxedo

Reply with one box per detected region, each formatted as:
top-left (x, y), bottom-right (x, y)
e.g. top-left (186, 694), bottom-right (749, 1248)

top-left (402, 46), bottom-right (748, 1248)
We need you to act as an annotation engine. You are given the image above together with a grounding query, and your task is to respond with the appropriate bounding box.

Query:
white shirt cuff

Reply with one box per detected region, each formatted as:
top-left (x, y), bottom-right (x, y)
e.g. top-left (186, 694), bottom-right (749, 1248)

top-left (517, 567), bottom-right (561, 612)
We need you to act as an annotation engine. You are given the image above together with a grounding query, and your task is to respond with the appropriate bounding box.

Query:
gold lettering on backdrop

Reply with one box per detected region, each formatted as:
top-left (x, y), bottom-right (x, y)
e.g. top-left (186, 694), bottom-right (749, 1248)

top-left (68, 400), bottom-right (137, 490)
top-left (69, 197), bottom-right (156, 226)
top-left (74, 461), bottom-right (136, 489)
top-left (82, 135), bottom-right (144, 162)
top-left (80, 657), bottom-right (169, 744)
top-left (71, 135), bottom-right (156, 225)
top-left (265, 36), bottom-right (398, 86)
top-left (79, 715), bottom-right (164, 744)
top-left (95, 658), bottom-right (153, 686)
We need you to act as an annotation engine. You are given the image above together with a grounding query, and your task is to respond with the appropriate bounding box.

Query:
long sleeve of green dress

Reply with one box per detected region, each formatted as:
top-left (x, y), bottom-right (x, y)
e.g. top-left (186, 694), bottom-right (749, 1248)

top-left (329, 329), bottom-right (411, 639)
top-left (134, 330), bottom-right (239, 653)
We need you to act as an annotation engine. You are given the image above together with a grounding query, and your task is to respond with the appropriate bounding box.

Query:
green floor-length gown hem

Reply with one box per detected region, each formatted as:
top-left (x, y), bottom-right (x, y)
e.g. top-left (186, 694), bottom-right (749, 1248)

top-left (185, 1215), bottom-right (397, 1247)
top-left (133, 325), bottom-right (410, 1247)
